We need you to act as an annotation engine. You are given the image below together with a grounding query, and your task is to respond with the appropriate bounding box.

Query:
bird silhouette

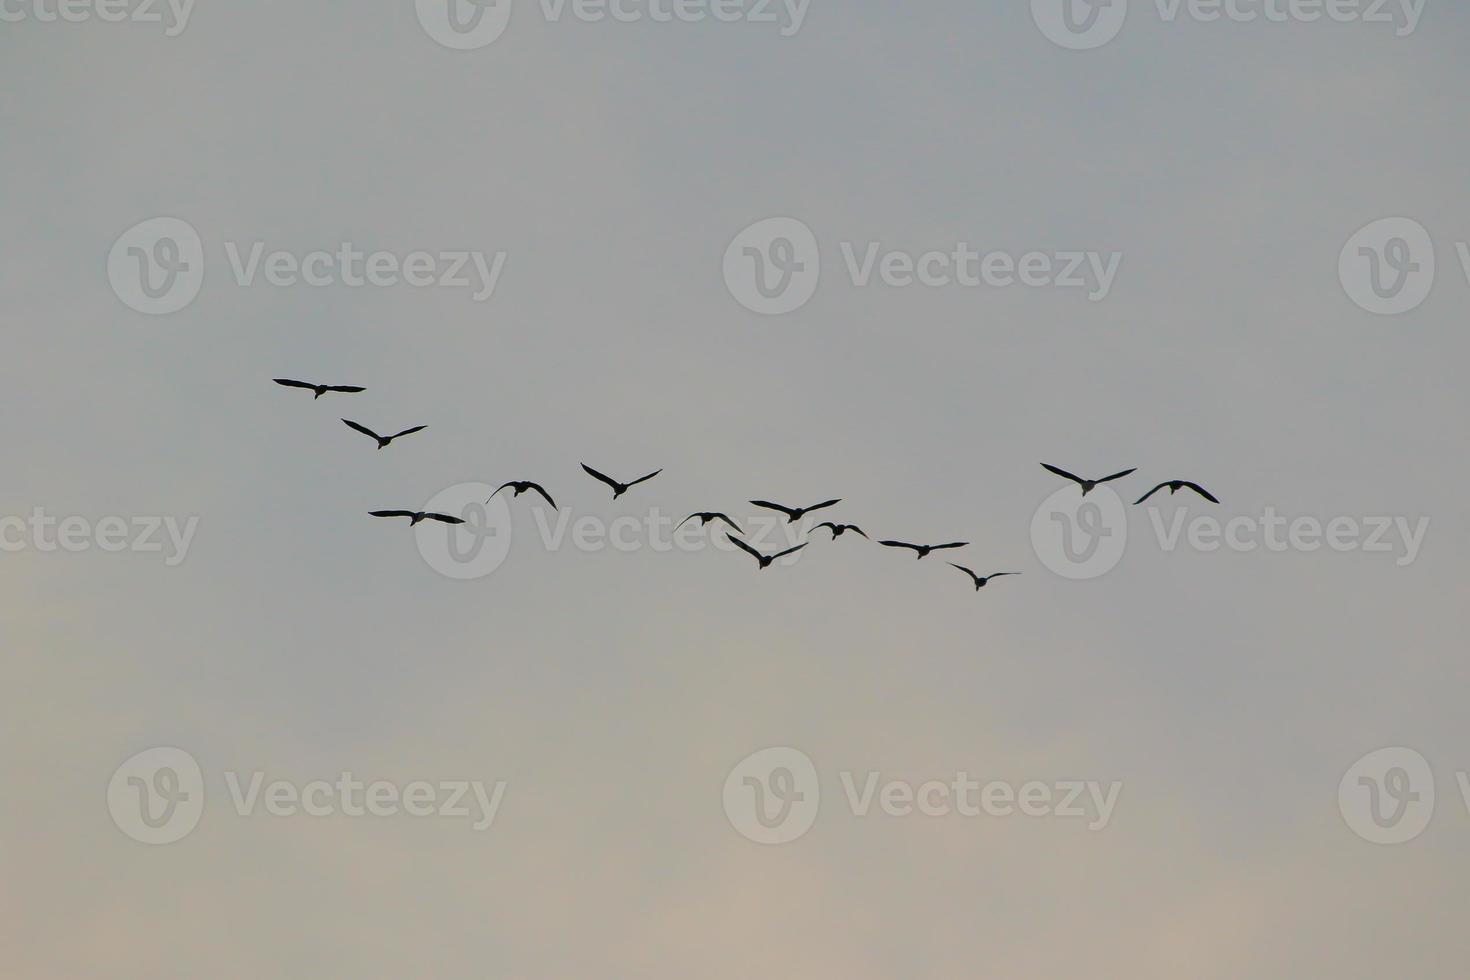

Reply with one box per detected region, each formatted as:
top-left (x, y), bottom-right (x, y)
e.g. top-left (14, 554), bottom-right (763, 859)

top-left (949, 564), bottom-right (1020, 591)
top-left (369, 510), bottom-right (465, 526)
top-left (273, 378), bottom-right (365, 399)
top-left (726, 534), bottom-right (807, 570)
top-left (1134, 480), bottom-right (1219, 505)
top-left (342, 419), bottom-right (427, 450)
top-left (749, 499), bottom-right (842, 523)
top-left (489, 481), bottom-right (557, 510)
top-left (1041, 463), bottom-right (1137, 495)
top-left (813, 522), bottom-right (868, 540)
top-left (582, 463), bottom-right (662, 499)
top-left (879, 539), bottom-right (968, 559)
top-left (677, 512), bottom-right (743, 535)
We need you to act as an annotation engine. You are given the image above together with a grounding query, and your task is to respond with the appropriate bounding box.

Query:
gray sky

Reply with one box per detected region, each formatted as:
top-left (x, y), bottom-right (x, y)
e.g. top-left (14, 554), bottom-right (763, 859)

top-left (5, 1), bottom-right (1470, 976)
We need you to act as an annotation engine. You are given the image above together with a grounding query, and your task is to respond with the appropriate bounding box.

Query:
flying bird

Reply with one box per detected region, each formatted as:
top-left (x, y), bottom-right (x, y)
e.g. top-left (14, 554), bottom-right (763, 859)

top-left (1134, 480), bottom-right (1219, 505)
top-left (1041, 463), bottom-right (1138, 495)
top-left (489, 481), bottom-right (557, 510)
top-left (813, 522), bottom-right (868, 540)
top-left (879, 539), bottom-right (968, 559)
top-left (342, 419), bottom-right (427, 450)
top-left (369, 510), bottom-right (465, 527)
top-left (273, 378), bottom-right (365, 399)
top-left (949, 564), bottom-right (1020, 591)
top-left (677, 512), bottom-right (743, 535)
top-left (726, 534), bottom-right (807, 570)
top-left (581, 463), bottom-right (662, 499)
top-left (749, 499), bottom-right (842, 523)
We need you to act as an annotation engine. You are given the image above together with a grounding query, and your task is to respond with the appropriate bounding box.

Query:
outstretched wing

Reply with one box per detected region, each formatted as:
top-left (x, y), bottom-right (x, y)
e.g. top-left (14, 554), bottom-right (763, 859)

top-left (879, 540), bottom-right (921, 552)
top-left (848, 525), bottom-right (870, 539)
top-left (1097, 467), bottom-right (1137, 484)
top-left (627, 469), bottom-right (663, 488)
top-left (726, 535), bottom-right (764, 563)
top-left (948, 563), bottom-right (981, 584)
top-left (528, 483), bottom-right (558, 510)
top-left (771, 543), bottom-right (808, 561)
top-left (804, 499), bottom-right (841, 515)
top-left (491, 483), bottom-right (518, 499)
top-left (389, 425), bottom-right (427, 440)
top-left (582, 464), bottom-right (621, 489)
top-left (988, 572), bottom-right (1020, 579)
top-left (274, 378), bottom-right (314, 390)
top-left (1134, 483), bottom-right (1168, 505)
top-left (711, 513), bottom-right (743, 535)
top-left (424, 513), bottom-right (466, 525)
top-left (750, 500), bottom-right (799, 518)
top-left (1041, 463), bottom-right (1086, 485)
top-left (813, 522), bottom-right (838, 535)
top-left (343, 419), bottom-right (382, 441)
top-left (1181, 482), bottom-right (1219, 504)
top-left (931, 542), bottom-right (968, 551)
top-left (325, 385), bottom-right (366, 394)
top-left (369, 510), bottom-right (415, 519)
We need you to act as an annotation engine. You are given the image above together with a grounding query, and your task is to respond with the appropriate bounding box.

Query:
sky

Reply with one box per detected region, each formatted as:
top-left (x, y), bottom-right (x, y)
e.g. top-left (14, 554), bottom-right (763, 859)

top-left (4, 0), bottom-right (1470, 976)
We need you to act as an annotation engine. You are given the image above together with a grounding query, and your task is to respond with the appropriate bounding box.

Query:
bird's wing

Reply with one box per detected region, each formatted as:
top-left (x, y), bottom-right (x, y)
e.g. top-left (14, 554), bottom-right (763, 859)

top-left (1098, 467), bottom-right (1138, 484)
top-left (1134, 483), bottom-right (1168, 505)
top-left (425, 513), bottom-right (466, 525)
top-left (491, 483), bottom-right (517, 498)
top-left (879, 540), bottom-right (920, 552)
top-left (1041, 463), bottom-right (1086, 484)
top-left (772, 543), bottom-right (808, 561)
top-left (273, 378), bottom-right (314, 390)
top-left (1181, 482), bottom-right (1219, 503)
top-left (325, 385), bottom-right (366, 393)
top-left (750, 500), bottom-right (799, 518)
top-left (713, 514), bottom-right (744, 535)
top-left (528, 484), bottom-right (558, 510)
top-left (582, 464), bottom-right (620, 489)
top-left (813, 522), bottom-right (837, 534)
top-left (390, 425), bottom-right (427, 440)
top-left (932, 542), bottom-right (968, 551)
top-left (989, 572), bottom-right (1020, 578)
top-left (343, 419), bottom-right (381, 440)
top-left (675, 514), bottom-right (701, 531)
top-left (948, 562), bottom-right (981, 583)
top-left (850, 525), bottom-right (869, 538)
top-left (627, 469), bottom-right (663, 488)
top-left (805, 499), bottom-right (842, 514)
top-left (370, 510), bottom-right (415, 518)
top-left (726, 535), bottom-right (764, 563)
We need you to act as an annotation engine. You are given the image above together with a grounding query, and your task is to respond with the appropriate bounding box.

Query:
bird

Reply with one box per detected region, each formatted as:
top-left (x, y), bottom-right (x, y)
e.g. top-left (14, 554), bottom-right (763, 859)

top-left (581, 463), bottom-right (663, 499)
top-left (1041, 463), bottom-right (1138, 495)
top-left (273, 378), bottom-right (365, 399)
top-left (813, 522), bottom-right (868, 540)
top-left (948, 564), bottom-right (1020, 591)
top-left (488, 481), bottom-right (557, 510)
top-left (369, 510), bottom-right (465, 527)
top-left (342, 419), bottom-right (427, 450)
top-left (726, 534), bottom-right (807, 570)
top-left (879, 539), bottom-right (968, 559)
top-left (749, 499), bottom-right (842, 523)
top-left (1134, 480), bottom-right (1219, 505)
top-left (677, 512), bottom-right (743, 535)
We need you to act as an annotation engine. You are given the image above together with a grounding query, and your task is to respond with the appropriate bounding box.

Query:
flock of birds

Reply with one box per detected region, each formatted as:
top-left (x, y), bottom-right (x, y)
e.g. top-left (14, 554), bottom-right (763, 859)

top-left (274, 377), bottom-right (1220, 593)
